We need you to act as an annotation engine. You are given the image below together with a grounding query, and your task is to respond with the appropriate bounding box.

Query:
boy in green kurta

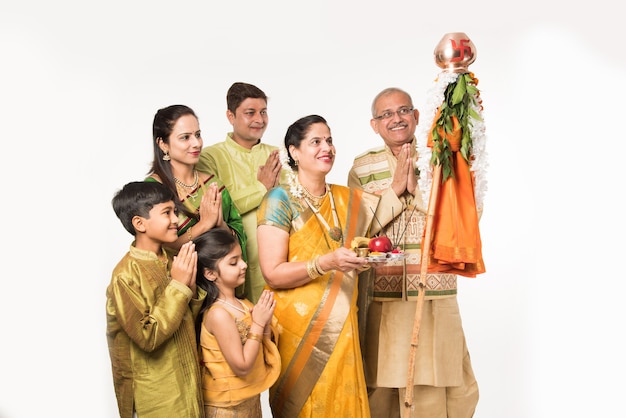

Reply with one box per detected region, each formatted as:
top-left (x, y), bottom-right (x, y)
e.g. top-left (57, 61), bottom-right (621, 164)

top-left (106, 181), bottom-right (206, 418)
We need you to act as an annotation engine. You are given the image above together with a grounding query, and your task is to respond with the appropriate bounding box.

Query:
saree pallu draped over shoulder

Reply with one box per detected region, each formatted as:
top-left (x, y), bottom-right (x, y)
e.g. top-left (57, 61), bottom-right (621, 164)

top-left (144, 175), bottom-right (247, 262)
top-left (259, 184), bottom-right (379, 417)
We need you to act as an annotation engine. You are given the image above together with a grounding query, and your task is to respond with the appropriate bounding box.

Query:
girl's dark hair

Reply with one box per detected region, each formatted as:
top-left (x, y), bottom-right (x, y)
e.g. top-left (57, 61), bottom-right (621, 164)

top-left (149, 104), bottom-right (198, 218)
top-left (194, 228), bottom-right (239, 343)
top-left (284, 114), bottom-right (328, 170)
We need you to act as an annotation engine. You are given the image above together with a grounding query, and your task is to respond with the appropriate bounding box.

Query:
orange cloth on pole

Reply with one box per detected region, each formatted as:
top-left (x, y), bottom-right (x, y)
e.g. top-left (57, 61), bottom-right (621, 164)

top-left (426, 112), bottom-right (485, 278)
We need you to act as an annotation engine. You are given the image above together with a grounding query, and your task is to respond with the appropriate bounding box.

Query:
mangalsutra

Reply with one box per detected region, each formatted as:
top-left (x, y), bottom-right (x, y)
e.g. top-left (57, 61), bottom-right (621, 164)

top-left (216, 298), bottom-right (249, 315)
top-left (303, 186), bottom-right (343, 244)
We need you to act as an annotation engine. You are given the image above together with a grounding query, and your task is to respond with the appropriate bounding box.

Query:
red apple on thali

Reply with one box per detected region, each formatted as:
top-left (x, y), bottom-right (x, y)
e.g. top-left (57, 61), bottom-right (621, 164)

top-left (368, 236), bottom-right (393, 253)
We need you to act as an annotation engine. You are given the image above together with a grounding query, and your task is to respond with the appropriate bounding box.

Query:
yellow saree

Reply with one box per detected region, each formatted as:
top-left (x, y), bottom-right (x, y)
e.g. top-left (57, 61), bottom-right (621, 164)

top-left (257, 184), bottom-right (379, 417)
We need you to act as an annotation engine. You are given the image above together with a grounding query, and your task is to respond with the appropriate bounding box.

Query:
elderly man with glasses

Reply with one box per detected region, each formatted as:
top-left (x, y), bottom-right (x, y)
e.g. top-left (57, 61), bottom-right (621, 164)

top-left (348, 87), bottom-right (479, 418)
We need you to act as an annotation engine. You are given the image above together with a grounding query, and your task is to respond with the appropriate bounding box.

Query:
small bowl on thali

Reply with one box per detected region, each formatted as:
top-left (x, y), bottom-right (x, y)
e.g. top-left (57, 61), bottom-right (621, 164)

top-left (366, 252), bottom-right (389, 263)
top-left (387, 251), bottom-right (407, 261)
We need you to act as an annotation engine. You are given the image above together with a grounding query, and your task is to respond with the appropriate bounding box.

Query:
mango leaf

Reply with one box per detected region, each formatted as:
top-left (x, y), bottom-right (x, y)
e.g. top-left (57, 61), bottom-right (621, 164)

top-left (468, 107), bottom-right (482, 121)
top-left (451, 77), bottom-right (466, 106)
top-left (429, 72), bottom-right (483, 182)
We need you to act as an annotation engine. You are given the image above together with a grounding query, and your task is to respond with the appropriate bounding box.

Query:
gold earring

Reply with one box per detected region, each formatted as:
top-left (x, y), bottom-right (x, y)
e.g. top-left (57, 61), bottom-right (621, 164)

top-left (162, 151), bottom-right (170, 161)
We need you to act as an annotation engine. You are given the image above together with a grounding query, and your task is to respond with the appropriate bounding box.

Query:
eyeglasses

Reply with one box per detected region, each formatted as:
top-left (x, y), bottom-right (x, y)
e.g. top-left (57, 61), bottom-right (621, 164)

top-left (373, 107), bottom-right (414, 120)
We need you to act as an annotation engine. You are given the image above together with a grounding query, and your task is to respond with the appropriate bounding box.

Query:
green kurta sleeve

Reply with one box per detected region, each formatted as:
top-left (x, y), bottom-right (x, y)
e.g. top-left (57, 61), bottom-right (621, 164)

top-left (221, 186), bottom-right (248, 262)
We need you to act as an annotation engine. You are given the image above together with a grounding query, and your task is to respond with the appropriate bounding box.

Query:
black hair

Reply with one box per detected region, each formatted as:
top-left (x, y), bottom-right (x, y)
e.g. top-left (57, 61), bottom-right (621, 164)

top-left (283, 114), bottom-right (328, 170)
top-left (226, 82), bottom-right (267, 114)
top-left (111, 181), bottom-right (176, 236)
top-left (148, 104), bottom-right (198, 219)
top-left (194, 228), bottom-right (240, 343)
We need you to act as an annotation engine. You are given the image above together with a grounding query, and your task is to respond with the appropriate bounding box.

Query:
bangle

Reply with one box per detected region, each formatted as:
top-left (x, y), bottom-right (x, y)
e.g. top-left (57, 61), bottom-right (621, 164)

top-left (187, 226), bottom-right (193, 242)
top-left (247, 333), bottom-right (263, 342)
top-left (252, 320), bottom-right (265, 329)
top-left (306, 258), bottom-right (322, 280)
top-left (314, 256), bottom-right (327, 275)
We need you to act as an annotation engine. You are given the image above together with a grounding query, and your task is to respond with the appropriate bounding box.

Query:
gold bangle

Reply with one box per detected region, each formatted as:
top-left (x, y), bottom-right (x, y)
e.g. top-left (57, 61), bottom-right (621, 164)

top-left (314, 256), bottom-right (327, 275)
top-left (306, 259), bottom-right (321, 280)
top-left (187, 226), bottom-right (193, 242)
top-left (247, 333), bottom-right (263, 342)
top-left (252, 320), bottom-right (265, 329)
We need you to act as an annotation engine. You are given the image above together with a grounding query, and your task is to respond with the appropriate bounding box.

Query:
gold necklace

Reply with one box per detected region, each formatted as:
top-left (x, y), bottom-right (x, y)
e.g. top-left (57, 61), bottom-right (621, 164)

top-left (216, 298), bottom-right (249, 315)
top-left (174, 170), bottom-right (199, 189)
top-left (301, 183), bottom-right (328, 209)
top-left (303, 187), bottom-right (343, 244)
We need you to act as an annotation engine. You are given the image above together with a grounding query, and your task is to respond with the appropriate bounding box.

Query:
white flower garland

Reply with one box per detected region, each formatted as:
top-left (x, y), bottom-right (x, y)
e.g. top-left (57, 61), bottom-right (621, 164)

top-left (279, 147), bottom-right (303, 198)
top-left (415, 72), bottom-right (488, 210)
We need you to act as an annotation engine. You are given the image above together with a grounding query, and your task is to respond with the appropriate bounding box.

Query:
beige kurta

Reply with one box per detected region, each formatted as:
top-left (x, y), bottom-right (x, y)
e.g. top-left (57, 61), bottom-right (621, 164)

top-left (348, 143), bottom-right (476, 389)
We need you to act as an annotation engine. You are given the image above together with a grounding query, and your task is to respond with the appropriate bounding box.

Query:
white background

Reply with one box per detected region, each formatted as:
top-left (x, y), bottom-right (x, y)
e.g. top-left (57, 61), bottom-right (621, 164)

top-left (1, 1), bottom-right (624, 417)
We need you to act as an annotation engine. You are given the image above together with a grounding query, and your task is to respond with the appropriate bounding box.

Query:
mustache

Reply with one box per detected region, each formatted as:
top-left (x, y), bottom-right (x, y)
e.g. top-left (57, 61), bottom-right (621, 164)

top-left (389, 122), bottom-right (408, 129)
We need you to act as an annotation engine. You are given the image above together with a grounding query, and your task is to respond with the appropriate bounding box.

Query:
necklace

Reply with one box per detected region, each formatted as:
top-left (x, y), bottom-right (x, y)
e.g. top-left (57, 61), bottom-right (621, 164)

top-left (301, 183), bottom-right (328, 209)
top-left (174, 170), bottom-right (199, 201)
top-left (216, 298), bottom-right (249, 315)
top-left (174, 170), bottom-right (199, 189)
top-left (303, 186), bottom-right (343, 244)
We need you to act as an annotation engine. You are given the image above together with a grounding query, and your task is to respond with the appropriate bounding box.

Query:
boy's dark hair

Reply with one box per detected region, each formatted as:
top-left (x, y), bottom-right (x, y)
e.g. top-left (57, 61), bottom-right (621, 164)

top-left (226, 82), bottom-right (267, 114)
top-left (112, 181), bottom-right (176, 236)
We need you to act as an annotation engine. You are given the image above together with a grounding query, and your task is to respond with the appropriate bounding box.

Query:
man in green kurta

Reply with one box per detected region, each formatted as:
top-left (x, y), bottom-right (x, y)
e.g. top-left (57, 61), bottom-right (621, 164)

top-left (196, 82), bottom-right (286, 303)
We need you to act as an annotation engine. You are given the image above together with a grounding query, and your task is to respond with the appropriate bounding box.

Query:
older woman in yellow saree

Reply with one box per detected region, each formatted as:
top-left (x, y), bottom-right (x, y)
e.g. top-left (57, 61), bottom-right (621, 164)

top-left (257, 115), bottom-right (380, 417)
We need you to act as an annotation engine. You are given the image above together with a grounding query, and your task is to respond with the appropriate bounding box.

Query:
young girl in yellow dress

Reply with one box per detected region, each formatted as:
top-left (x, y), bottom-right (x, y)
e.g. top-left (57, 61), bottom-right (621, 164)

top-left (194, 228), bottom-right (280, 417)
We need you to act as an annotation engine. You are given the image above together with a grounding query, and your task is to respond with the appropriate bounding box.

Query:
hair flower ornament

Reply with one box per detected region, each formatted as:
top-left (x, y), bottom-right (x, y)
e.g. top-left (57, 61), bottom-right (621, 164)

top-left (279, 147), bottom-right (303, 199)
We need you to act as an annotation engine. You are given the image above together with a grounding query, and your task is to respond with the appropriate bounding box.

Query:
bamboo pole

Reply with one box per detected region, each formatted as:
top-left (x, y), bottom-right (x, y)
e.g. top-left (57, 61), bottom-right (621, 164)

top-left (403, 163), bottom-right (442, 414)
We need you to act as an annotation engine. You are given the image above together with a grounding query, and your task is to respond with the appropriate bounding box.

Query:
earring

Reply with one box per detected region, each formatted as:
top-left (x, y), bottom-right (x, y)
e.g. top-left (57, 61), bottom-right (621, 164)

top-left (162, 151), bottom-right (171, 161)
top-left (294, 159), bottom-right (298, 166)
